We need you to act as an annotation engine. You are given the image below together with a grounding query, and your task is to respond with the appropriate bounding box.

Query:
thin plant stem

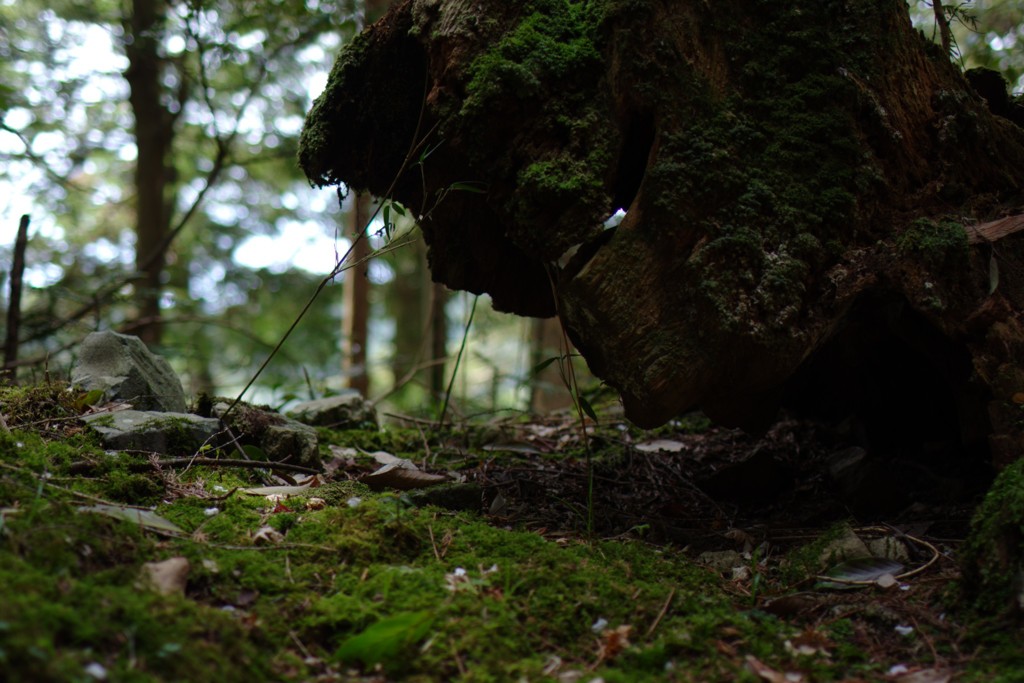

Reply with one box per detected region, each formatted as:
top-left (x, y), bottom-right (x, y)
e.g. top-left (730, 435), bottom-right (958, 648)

top-left (558, 321), bottom-right (594, 536)
top-left (221, 72), bottom-right (438, 421)
top-left (544, 265), bottom-right (594, 536)
top-left (437, 295), bottom-right (478, 428)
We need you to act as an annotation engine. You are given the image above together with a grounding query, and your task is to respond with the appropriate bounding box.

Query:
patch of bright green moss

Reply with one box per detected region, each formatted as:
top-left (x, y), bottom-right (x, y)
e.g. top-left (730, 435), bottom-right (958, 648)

top-left (457, 0), bottom-right (616, 256)
top-left (0, 381), bottom-right (83, 426)
top-left (896, 217), bottom-right (970, 271)
top-left (7, 381), bottom-right (1013, 680)
top-left (959, 457), bottom-right (1024, 617)
top-left (0, 419), bottom-right (813, 683)
top-left (315, 425), bottom-right (416, 453)
top-left (102, 469), bottom-right (165, 505)
top-left (462, 2), bottom-right (601, 116)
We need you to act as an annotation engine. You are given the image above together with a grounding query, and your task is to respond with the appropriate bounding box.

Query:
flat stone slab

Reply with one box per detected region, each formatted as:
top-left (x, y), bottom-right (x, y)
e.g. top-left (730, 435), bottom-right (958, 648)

top-left (82, 410), bottom-right (222, 455)
top-left (287, 391), bottom-right (377, 429)
top-left (214, 402), bottom-right (321, 469)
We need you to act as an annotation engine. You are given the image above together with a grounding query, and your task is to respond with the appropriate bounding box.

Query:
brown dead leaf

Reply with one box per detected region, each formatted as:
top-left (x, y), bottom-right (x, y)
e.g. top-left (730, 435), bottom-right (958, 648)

top-left (785, 628), bottom-right (832, 657)
top-left (763, 592), bottom-right (825, 618)
top-left (253, 525), bottom-right (284, 545)
top-left (139, 557), bottom-right (190, 596)
top-left (365, 450), bottom-right (417, 469)
top-left (240, 479), bottom-right (318, 497)
top-left (596, 624), bottom-right (632, 663)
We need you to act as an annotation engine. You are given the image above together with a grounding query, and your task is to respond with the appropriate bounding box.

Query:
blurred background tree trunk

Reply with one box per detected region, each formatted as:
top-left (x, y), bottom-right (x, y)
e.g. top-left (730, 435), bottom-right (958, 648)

top-left (386, 237), bottom-right (433, 395)
top-left (429, 282), bottom-right (448, 398)
top-left (530, 317), bottom-right (573, 414)
top-left (124, 0), bottom-right (179, 347)
top-left (339, 0), bottom-right (400, 398)
top-left (342, 192), bottom-right (371, 395)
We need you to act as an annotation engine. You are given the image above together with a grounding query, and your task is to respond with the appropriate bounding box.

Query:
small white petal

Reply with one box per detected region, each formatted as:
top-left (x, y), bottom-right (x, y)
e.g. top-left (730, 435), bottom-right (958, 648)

top-left (84, 662), bottom-right (108, 680)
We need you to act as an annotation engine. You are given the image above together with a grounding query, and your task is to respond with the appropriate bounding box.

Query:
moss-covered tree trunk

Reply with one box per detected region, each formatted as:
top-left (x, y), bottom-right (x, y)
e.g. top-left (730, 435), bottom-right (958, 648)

top-left (300, 0), bottom-right (1024, 465)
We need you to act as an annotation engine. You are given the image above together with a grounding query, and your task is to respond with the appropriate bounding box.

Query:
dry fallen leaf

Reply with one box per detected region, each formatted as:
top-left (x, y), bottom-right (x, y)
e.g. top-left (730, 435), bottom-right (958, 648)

top-left (634, 439), bottom-right (687, 453)
top-left (140, 557), bottom-right (190, 596)
top-left (253, 525), bottom-right (284, 545)
top-left (365, 450), bottom-right (417, 469)
top-left (745, 655), bottom-right (803, 682)
top-left (785, 629), bottom-right (832, 657)
top-left (78, 504), bottom-right (184, 535)
top-left (360, 462), bottom-right (449, 491)
top-left (894, 668), bottom-right (953, 683)
top-left (241, 476), bottom-right (321, 497)
top-left (596, 624), bottom-right (632, 662)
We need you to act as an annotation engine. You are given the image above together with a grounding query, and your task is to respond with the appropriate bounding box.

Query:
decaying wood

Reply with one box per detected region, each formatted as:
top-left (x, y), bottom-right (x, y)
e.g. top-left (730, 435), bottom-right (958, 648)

top-left (966, 214), bottom-right (1024, 244)
top-left (300, 0), bottom-right (1024, 465)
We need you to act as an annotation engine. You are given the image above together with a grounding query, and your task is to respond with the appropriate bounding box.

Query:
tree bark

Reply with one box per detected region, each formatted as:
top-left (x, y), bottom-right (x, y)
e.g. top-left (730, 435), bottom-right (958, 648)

top-left (124, 0), bottom-right (176, 347)
top-left (300, 0), bottom-right (1024, 464)
top-left (2, 215), bottom-right (30, 383)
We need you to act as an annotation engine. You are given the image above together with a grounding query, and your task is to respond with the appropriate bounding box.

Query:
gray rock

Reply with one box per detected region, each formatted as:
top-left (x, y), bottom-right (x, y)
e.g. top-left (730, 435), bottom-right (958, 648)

top-left (82, 410), bottom-right (223, 454)
top-left (261, 418), bottom-right (320, 468)
top-left (287, 391), bottom-right (377, 429)
top-left (697, 550), bottom-right (745, 573)
top-left (72, 331), bottom-right (187, 412)
top-left (214, 402), bottom-right (321, 469)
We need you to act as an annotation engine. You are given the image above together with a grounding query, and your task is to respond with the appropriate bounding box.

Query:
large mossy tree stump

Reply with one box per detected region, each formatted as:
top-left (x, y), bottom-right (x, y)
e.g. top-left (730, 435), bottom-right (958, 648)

top-left (300, 0), bottom-right (1024, 466)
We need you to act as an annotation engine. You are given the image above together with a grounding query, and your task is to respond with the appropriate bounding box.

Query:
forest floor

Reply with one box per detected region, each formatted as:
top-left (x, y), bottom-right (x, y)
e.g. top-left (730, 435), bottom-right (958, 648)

top-left (0, 382), bottom-right (1020, 682)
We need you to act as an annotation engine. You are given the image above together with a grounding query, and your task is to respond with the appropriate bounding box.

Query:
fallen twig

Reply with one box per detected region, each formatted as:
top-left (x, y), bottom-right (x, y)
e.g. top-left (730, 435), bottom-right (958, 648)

top-left (155, 457), bottom-right (320, 475)
top-left (965, 213), bottom-right (1024, 244)
top-left (428, 523), bottom-right (442, 562)
top-left (645, 587), bottom-right (676, 638)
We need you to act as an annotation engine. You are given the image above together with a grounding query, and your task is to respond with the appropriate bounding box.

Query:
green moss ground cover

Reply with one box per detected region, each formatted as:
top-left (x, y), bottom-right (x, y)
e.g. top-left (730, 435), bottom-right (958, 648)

top-left (0, 383), bottom-right (1019, 681)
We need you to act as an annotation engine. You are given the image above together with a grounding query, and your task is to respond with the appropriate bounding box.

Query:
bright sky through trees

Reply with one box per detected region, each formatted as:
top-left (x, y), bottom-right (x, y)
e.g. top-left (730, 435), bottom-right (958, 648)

top-left (0, 3), bottom-right (340, 288)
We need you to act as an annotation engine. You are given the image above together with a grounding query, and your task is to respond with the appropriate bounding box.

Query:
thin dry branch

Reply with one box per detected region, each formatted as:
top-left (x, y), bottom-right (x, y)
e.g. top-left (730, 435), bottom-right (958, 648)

top-left (154, 457), bottom-right (320, 475)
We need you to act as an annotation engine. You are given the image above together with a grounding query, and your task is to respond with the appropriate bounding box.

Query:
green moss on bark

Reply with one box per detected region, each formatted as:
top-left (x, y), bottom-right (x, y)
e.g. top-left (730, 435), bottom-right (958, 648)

top-left (896, 218), bottom-right (970, 271)
top-left (960, 457), bottom-right (1024, 618)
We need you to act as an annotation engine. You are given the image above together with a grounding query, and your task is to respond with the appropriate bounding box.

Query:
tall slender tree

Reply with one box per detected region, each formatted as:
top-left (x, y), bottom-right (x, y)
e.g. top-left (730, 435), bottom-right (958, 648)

top-left (339, 0), bottom-right (397, 396)
top-left (342, 192), bottom-right (371, 394)
top-left (124, 0), bottom-right (179, 345)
